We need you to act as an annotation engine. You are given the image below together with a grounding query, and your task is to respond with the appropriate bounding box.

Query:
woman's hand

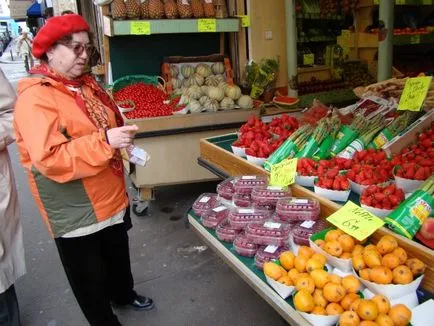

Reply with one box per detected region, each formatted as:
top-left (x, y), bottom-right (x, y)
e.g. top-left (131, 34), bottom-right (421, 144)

top-left (106, 125), bottom-right (139, 149)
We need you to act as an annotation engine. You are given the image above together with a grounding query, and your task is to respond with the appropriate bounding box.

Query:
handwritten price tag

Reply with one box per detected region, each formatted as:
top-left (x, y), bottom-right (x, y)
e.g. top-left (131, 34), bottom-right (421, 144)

top-left (303, 54), bottom-right (315, 65)
top-left (130, 21), bottom-right (151, 35)
top-left (235, 15), bottom-right (250, 27)
top-left (269, 158), bottom-right (297, 187)
top-left (198, 19), bottom-right (217, 32)
top-left (398, 76), bottom-right (432, 111)
top-left (327, 201), bottom-right (385, 241)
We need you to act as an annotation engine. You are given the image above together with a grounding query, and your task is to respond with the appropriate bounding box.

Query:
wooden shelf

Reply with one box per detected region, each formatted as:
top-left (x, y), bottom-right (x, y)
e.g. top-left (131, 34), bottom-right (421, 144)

top-left (298, 36), bottom-right (337, 43)
top-left (296, 13), bottom-right (344, 20)
top-left (298, 65), bottom-right (331, 73)
top-left (359, 0), bottom-right (434, 7)
top-left (394, 33), bottom-right (434, 45)
top-left (103, 16), bottom-right (240, 37)
top-left (338, 32), bottom-right (434, 48)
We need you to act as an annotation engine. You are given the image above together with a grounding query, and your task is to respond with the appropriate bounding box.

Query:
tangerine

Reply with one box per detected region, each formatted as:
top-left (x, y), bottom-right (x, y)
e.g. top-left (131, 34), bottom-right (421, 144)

top-left (364, 244), bottom-right (379, 254)
top-left (340, 252), bottom-right (353, 259)
top-left (338, 234), bottom-right (356, 253)
top-left (325, 229), bottom-right (344, 242)
top-left (370, 266), bottom-right (393, 285)
top-left (388, 304), bottom-right (412, 326)
top-left (298, 246), bottom-right (314, 258)
top-left (357, 299), bottom-right (379, 321)
top-left (339, 311), bottom-right (361, 326)
top-left (375, 313), bottom-right (394, 326)
top-left (392, 247), bottom-right (408, 265)
top-left (277, 275), bottom-right (293, 286)
top-left (363, 250), bottom-right (382, 268)
top-left (381, 253), bottom-right (400, 270)
top-left (295, 275), bottom-right (315, 294)
top-left (359, 268), bottom-right (372, 281)
top-left (311, 306), bottom-right (327, 315)
top-left (313, 289), bottom-right (328, 308)
top-left (328, 274), bottom-right (342, 284)
top-left (310, 269), bottom-right (329, 289)
top-left (359, 321), bottom-right (379, 326)
top-left (392, 265), bottom-right (413, 284)
top-left (324, 240), bottom-right (343, 257)
top-left (326, 302), bottom-right (344, 315)
top-left (350, 298), bottom-right (362, 312)
top-left (294, 289), bottom-right (315, 313)
top-left (340, 293), bottom-right (360, 310)
top-left (376, 235), bottom-right (398, 255)
top-left (405, 258), bottom-right (425, 276)
top-left (342, 275), bottom-right (361, 293)
top-left (263, 262), bottom-right (284, 281)
top-left (371, 295), bottom-right (390, 315)
top-left (288, 268), bottom-right (299, 283)
top-left (315, 239), bottom-right (326, 248)
top-left (294, 255), bottom-right (309, 273)
top-left (279, 251), bottom-right (295, 271)
top-left (353, 244), bottom-right (365, 256)
top-left (306, 258), bottom-right (325, 273)
top-left (353, 254), bottom-right (367, 271)
top-left (311, 253), bottom-right (327, 265)
top-left (323, 282), bottom-right (346, 303)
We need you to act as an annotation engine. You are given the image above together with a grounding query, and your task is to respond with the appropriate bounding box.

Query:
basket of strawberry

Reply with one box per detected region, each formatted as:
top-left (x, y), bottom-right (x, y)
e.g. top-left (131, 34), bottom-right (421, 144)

top-left (346, 163), bottom-right (392, 195)
top-left (360, 184), bottom-right (405, 218)
top-left (314, 169), bottom-right (351, 202)
top-left (394, 162), bottom-right (433, 194)
top-left (295, 158), bottom-right (319, 187)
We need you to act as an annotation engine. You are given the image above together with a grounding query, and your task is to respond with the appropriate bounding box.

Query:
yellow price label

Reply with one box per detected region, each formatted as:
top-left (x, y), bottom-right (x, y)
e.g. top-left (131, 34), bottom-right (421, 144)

top-left (303, 54), bottom-right (315, 65)
top-left (130, 21), bottom-right (151, 35)
top-left (269, 158), bottom-right (297, 187)
top-left (235, 15), bottom-right (250, 27)
top-left (410, 34), bottom-right (420, 44)
top-left (374, 0), bottom-right (379, 4)
top-left (398, 76), bottom-right (432, 111)
top-left (327, 201), bottom-right (385, 241)
top-left (396, 0), bottom-right (405, 4)
top-left (198, 19), bottom-right (217, 32)
top-left (341, 29), bottom-right (351, 40)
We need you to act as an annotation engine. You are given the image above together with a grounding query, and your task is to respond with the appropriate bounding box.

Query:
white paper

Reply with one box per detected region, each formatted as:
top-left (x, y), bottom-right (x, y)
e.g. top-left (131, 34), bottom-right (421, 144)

top-left (242, 176), bottom-right (257, 180)
top-left (264, 222), bottom-right (281, 229)
top-left (265, 275), bottom-right (295, 299)
top-left (300, 221), bottom-right (315, 229)
top-left (290, 198), bottom-right (309, 204)
top-left (213, 206), bottom-right (227, 213)
top-left (264, 245), bottom-right (279, 253)
top-left (238, 208), bottom-right (254, 214)
top-left (412, 299), bottom-right (434, 326)
top-left (267, 186), bottom-right (284, 191)
top-left (199, 196), bottom-right (210, 203)
top-left (131, 146), bottom-right (147, 161)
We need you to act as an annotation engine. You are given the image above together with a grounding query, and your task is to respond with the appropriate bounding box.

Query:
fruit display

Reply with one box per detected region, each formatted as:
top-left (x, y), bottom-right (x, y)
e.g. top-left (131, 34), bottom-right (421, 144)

top-left (251, 186), bottom-right (292, 211)
top-left (227, 208), bottom-right (272, 229)
top-left (232, 192), bottom-right (252, 208)
top-left (192, 192), bottom-right (220, 216)
top-left (233, 232), bottom-right (259, 257)
top-left (201, 205), bottom-right (229, 229)
top-left (246, 221), bottom-right (292, 247)
top-left (360, 184), bottom-right (405, 215)
top-left (255, 246), bottom-right (288, 270)
top-left (216, 177), bottom-right (234, 201)
top-left (275, 197), bottom-right (320, 222)
top-left (233, 175), bottom-right (268, 195)
top-left (215, 218), bottom-right (243, 243)
top-left (291, 220), bottom-right (328, 246)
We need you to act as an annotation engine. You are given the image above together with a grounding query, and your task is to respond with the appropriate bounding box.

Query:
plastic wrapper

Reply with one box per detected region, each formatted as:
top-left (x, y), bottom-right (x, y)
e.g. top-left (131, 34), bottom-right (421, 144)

top-left (251, 186), bottom-right (292, 211)
top-left (233, 175), bottom-right (268, 195)
top-left (275, 197), bottom-right (320, 222)
top-left (192, 193), bottom-right (220, 216)
top-left (291, 219), bottom-right (328, 246)
top-left (228, 208), bottom-right (272, 229)
top-left (215, 219), bottom-right (243, 243)
top-left (233, 192), bottom-right (252, 207)
top-left (254, 245), bottom-right (287, 270)
top-left (246, 221), bottom-right (291, 247)
top-left (216, 178), bottom-right (235, 201)
top-left (200, 206), bottom-right (229, 229)
top-left (233, 233), bottom-right (259, 257)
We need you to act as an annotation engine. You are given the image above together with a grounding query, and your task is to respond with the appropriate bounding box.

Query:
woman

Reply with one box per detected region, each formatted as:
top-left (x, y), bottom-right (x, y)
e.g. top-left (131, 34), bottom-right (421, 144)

top-left (13, 14), bottom-right (154, 326)
top-left (0, 68), bottom-right (25, 326)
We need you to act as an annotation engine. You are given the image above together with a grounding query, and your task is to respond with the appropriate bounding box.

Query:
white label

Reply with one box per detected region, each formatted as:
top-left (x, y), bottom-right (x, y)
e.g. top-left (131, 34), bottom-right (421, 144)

top-left (264, 245), bottom-right (279, 253)
top-left (264, 222), bottom-right (281, 229)
top-left (238, 208), bottom-right (254, 214)
top-left (300, 221), bottom-right (316, 229)
top-left (242, 175), bottom-right (257, 180)
top-left (182, 0), bottom-right (189, 5)
top-left (199, 196), bottom-right (210, 203)
top-left (290, 198), bottom-right (309, 204)
top-left (131, 146), bottom-right (148, 161)
top-left (213, 206), bottom-right (227, 213)
top-left (204, 0), bottom-right (213, 3)
top-left (267, 186), bottom-right (284, 191)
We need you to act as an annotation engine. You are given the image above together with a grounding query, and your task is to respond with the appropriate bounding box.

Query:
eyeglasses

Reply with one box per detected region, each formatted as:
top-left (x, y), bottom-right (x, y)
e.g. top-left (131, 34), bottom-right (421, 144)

top-left (58, 41), bottom-right (94, 57)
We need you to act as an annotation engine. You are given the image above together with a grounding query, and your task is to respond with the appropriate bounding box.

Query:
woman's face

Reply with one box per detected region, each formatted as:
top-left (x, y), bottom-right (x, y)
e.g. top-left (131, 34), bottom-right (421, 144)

top-left (46, 31), bottom-right (91, 79)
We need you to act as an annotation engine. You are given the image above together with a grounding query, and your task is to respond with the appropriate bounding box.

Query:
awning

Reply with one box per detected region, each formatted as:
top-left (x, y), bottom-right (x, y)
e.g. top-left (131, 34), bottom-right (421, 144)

top-left (27, 1), bottom-right (42, 17)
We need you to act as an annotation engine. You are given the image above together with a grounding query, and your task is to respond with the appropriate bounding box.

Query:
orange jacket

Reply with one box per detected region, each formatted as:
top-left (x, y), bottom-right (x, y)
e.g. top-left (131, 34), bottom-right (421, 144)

top-left (14, 77), bottom-right (128, 238)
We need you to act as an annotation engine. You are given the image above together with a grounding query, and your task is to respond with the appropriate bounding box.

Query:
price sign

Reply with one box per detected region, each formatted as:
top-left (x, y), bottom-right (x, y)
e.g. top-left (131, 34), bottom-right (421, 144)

top-left (374, 0), bottom-right (379, 4)
top-left (396, 0), bottom-right (405, 4)
top-left (303, 53), bottom-right (315, 65)
top-left (398, 76), bottom-right (432, 111)
top-left (130, 21), bottom-right (151, 35)
top-left (235, 15), bottom-right (251, 27)
top-left (341, 29), bottom-right (351, 40)
top-left (198, 19), bottom-right (217, 32)
top-left (327, 201), bottom-right (385, 241)
top-left (410, 34), bottom-right (420, 44)
top-left (269, 158), bottom-right (297, 187)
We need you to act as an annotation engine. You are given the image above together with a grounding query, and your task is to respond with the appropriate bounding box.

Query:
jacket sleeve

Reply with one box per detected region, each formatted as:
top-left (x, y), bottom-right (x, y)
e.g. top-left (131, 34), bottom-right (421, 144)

top-left (14, 87), bottom-right (116, 183)
top-left (0, 68), bottom-right (16, 151)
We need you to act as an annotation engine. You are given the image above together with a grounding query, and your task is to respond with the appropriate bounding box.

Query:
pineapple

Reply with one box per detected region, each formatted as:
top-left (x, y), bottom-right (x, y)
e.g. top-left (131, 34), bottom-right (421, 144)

top-left (148, 0), bottom-right (164, 19)
top-left (202, 0), bottom-right (215, 18)
top-left (126, 0), bottom-right (141, 19)
top-left (177, 0), bottom-right (193, 18)
top-left (191, 0), bottom-right (204, 18)
top-left (164, 0), bottom-right (178, 19)
top-left (111, 0), bottom-right (127, 20)
top-left (141, 0), bottom-right (149, 19)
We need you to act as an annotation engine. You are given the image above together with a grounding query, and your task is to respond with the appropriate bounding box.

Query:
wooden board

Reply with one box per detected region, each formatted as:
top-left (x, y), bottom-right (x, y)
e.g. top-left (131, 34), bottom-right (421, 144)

top-left (199, 135), bottom-right (434, 292)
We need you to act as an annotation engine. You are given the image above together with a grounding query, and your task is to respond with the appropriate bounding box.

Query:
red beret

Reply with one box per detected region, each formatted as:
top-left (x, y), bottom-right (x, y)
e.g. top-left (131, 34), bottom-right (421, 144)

top-left (32, 14), bottom-right (90, 58)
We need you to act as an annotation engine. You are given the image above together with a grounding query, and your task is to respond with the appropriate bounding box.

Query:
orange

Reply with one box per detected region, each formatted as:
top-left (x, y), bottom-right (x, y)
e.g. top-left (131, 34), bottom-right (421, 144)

top-left (357, 299), bottom-right (379, 321)
top-left (340, 311), bottom-right (361, 326)
top-left (406, 258), bottom-right (426, 276)
top-left (288, 268), bottom-right (299, 283)
top-left (263, 262), bottom-right (284, 281)
top-left (370, 266), bottom-right (393, 285)
top-left (295, 275), bottom-right (315, 294)
top-left (279, 251), bottom-right (295, 271)
top-left (311, 253), bottom-right (327, 265)
top-left (310, 269), bottom-right (329, 289)
top-left (381, 253), bottom-right (400, 270)
top-left (376, 313), bottom-right (394, 326)
top-left (359, 321), bottom-right (379, 326)
top-left (363, 250), bottom-right (382, 268)
top-left (338, 234), bottom-right (356, 253)
top-left (298, 245), bottom-right (314, 258)
top-left (371, 295), bottom-right (390, 315)
top-left (325, 229), bottom-right (344, 242)
top-left (313, 289), bottom-right (328, 308)
top-left (323, 282), bottom-right (346, 303)
top-left (340, 252), bottom-right (353, 259)
top-left (388, 304), bottom-right (412, 326)
top-left (364, 244), bottom-right (379, 254)
top-left (359, 268), bottom-right (372, 281)
top-left (326, 302), bottom-right (344, 315)
top-left (314, 239), bottom-right (325, 248)
top-left (306, 258), bottom-right (324, 273)
top-left (294, 255), bottom-right (309, 273)
top-left (342, 275), bottom-right (361, 293)
top-left (324, 240), bottom-right (343, 257)
top-left (353, 244), bottom-right (365, 256)
top-left (277, 275), bottom-right (293, 286)
top-left (328, 274), bottom-right (342, 284)
top-left (353, 254), bottom-right (367, 271)
top-left (340, 293), bottom-right (360, 310)
top-left (278, 265), bottom-right (288, 277)
top-left (392, 265), bottom-right (413, 284)
top-left (392, 247), bottom-right (408, 265)
top-left (376, 235), bottom-right (398, 255)
top-left (350, 298), bottom-right (362, 312)
top-left (311, 306), bottom-right (327, 315)
top-left (293, 289), bottom-right (315, 313)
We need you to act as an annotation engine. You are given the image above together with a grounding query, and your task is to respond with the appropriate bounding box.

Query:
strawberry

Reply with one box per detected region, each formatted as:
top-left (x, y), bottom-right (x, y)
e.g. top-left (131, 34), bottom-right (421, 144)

top-left (245, 148), bottom-right (256, 156)
top-left (383, 184), bottom-right (396, 196)
top-left (414, 166), bottom-right (426, 180)
top-left (332, 179), bottom-right (341, 191)
top-left (374, 193), bottom-right (386, 202)
top-left (389, 194), bottom-right (400, 207)
top-left (340, 179), bottom-right (349, 190)
top-left (326, 167), bottom-right (339, 179)
top-left (324, 178), bottom-right (333, 189)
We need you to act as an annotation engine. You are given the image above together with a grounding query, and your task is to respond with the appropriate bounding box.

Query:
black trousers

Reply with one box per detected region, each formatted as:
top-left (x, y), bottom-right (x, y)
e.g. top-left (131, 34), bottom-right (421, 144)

top-left (0, 285), bottom-right (21, 326)
top-left (55, 223), bottom-right (137, 326)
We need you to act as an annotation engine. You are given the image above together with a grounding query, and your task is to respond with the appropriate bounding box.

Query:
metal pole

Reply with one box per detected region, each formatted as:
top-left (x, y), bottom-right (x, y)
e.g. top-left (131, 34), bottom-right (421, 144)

top-left (377, 0), bottom-right (394, 81)
top-left (285, 0), bottom-right (298, 97)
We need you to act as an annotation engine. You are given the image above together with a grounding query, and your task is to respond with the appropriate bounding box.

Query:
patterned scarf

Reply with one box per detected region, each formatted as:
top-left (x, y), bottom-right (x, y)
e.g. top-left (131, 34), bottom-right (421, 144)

top-left (30, 63), bottom-right (124, 177)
